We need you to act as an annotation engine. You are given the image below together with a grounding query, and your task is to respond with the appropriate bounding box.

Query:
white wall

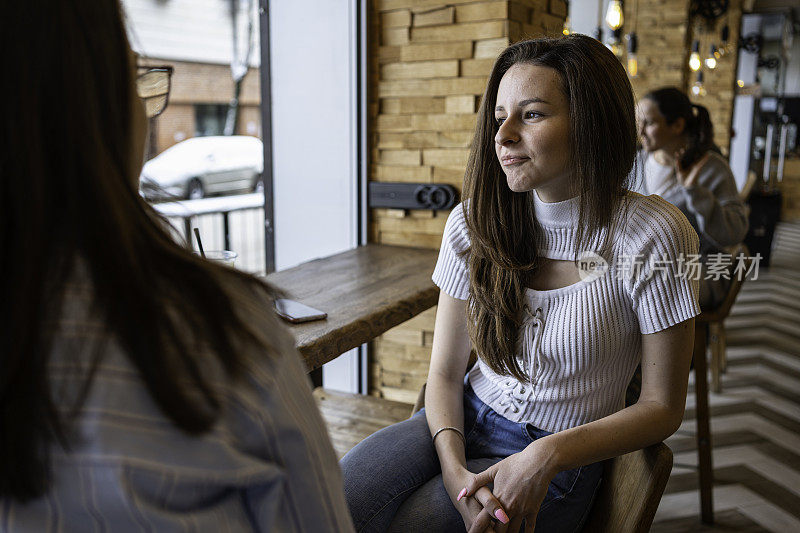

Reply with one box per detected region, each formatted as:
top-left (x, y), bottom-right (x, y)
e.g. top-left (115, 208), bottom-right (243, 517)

top-left (570, 0), bottom-right (607, 38)
top-left (270, 1), bottom-right (357, 271)
top-left (729, 14), bottom-right (762, 191)
top-left (270, 0), bottom-right (360, 391)
top-left (122, 0), bottom-right (260, 66)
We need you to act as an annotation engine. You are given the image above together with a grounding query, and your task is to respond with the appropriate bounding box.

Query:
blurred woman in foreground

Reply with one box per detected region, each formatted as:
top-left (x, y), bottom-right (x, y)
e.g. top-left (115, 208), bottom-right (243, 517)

top-left (0, 1), bottom-right (353, 531)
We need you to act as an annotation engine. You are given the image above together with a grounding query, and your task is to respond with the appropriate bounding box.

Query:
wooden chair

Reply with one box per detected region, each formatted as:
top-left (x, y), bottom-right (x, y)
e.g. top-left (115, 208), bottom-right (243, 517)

top-left (315, 381), bottom-right (673, 532)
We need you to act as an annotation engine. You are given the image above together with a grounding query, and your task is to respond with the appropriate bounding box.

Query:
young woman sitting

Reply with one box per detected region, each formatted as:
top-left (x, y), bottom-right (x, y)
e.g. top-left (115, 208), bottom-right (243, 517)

top-left (342, 35), bottom-right (700, 533)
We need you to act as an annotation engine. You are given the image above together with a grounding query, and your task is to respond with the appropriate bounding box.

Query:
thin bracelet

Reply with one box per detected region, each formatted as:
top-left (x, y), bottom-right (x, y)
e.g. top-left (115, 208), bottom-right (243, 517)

top-left (432, 426), bottom-right (465, 446)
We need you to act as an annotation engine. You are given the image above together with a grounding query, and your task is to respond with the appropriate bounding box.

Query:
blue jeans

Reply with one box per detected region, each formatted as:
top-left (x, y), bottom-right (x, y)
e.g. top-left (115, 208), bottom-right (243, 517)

top-left (341, 383), bottom-right (603, 532)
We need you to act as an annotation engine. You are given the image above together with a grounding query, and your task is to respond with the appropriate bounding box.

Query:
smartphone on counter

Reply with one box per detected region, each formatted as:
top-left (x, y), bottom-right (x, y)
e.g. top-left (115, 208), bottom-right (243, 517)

top-left (274, 298), bottom-right (327, 324)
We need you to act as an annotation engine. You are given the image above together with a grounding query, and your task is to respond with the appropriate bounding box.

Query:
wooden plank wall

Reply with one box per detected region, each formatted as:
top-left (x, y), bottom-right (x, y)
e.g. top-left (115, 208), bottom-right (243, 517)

top-left (368, 0), bottom-right (566, 403)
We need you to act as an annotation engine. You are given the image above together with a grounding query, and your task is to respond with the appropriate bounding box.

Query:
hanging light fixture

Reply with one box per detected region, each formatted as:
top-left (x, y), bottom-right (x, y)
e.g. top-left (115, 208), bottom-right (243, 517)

top-left (718, 24), bottom-right (730, 56)
top-left (626, 32), bottom-right (638, 77)
top-left (705, 44), bottom-right (718, 69)
top-left (689, 40), bottom-right (702, 72)
top-left (605, 0), bottom-right (624, 31)
top-left (691, 71), bottom-right (706, 97)
top-left (595, 0), bottom-right (604, 42)
top-left (625, 0), bottom-right (639, 78)
top-left (563, 15), bottom-right (571, 36)
top-left (610, 28), bottom-right (624, 57)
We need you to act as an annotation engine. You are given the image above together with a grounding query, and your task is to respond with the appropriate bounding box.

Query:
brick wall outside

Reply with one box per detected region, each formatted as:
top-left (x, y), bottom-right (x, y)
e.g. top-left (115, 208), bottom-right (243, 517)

top-left (145, 59), bottom-right (261, 155)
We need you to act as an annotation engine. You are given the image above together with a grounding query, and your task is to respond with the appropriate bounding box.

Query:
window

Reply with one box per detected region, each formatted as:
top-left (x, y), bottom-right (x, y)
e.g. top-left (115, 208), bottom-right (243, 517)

top-left (195, 104), bottom-right (229, 137)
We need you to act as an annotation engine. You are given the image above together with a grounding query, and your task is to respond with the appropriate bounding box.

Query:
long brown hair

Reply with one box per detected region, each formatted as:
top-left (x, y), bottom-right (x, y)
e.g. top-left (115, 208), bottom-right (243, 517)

top-left (1, 0), bottom-right (279, 501)
top-left (464, 35), bottom-right (637, 380)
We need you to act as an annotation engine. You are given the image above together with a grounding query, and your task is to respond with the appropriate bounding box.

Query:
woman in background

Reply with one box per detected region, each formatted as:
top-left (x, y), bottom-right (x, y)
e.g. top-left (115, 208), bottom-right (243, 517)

top-left (637, 87), bottom-right (748, 308)
top-left (0, 1), bottom-right (353, 531)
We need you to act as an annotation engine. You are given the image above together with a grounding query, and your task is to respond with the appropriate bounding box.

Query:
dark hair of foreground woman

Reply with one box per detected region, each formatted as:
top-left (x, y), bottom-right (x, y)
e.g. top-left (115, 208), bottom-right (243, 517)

top-left (0, 0), bottom-right (280, 501)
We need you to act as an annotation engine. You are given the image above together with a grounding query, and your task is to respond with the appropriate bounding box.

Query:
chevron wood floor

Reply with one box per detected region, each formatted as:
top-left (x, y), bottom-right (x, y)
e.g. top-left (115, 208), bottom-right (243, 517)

top-left (651, 221), bottom-right (800, 532)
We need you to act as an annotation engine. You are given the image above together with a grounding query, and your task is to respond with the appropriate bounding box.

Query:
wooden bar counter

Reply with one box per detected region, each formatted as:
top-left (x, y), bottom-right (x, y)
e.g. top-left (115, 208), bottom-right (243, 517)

top-left (264, 244), bottom-right (440, 371)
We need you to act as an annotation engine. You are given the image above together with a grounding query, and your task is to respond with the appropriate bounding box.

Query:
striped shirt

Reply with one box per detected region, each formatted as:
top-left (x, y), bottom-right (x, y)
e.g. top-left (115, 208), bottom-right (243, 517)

top-left (432, 191), bottom-right (700, 432)
top-left (1, 275), bottom-right (354, 532)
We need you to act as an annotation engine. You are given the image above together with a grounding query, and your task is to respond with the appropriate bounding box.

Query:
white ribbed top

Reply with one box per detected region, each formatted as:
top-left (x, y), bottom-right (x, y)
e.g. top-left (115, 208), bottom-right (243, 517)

top-left (431, 191), bottom-right (700, 432)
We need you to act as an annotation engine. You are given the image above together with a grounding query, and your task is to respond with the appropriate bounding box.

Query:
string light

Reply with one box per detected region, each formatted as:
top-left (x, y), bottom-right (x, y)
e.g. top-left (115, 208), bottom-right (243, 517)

top-left (563, 16), bottom-right (571, 36)
top-left (691, 71), bottom-right (706, 97)
top-left (689, 40), bottom-right (702, 72)
top-left (605, 0), bottom-right (624, 31)
top-left (626, 32), bottom-right (638, 78)
top-left (610, 28), bottom-right (624, 58)
top-left (705, 44), bottom-right (718, 69)
top-left (718, 24), bottom-right (730, 57)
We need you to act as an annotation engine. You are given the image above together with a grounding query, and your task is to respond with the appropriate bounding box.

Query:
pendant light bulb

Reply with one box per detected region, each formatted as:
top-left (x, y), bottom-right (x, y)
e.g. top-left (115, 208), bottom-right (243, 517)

top-left (719, 25), bottom-right (730, 57)
top-left (626, 32), bottom-right (638, 78)
top-left (605, 0), bottom-right (624, 31)
top-left (563, 16), bottom-right (571, 36)
top-left (705, 44), bottom-right (718, 69)
top-left (627, 55), bottom-right (639, 77)
top-left (691, 72), bottom-right (706, 97)
top-left (689, 40), bottom-right (701, 72)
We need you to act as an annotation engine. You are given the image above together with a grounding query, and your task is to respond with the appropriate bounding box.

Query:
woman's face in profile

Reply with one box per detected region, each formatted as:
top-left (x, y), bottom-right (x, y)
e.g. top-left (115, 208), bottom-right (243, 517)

top-left (494, 63), bottom-right (572, 202)
top-left (636, 98), bottom-right (683, 154)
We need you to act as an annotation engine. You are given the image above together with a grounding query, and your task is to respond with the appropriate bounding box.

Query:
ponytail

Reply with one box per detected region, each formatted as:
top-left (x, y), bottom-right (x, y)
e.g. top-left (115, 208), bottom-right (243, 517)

top-left (681, 103), bottom-right (714, 169)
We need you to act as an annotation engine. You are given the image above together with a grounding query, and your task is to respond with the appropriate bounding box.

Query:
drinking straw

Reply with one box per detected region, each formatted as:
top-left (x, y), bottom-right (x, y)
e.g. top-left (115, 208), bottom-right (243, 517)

top-left (193, 228), bottom-right (206, 258)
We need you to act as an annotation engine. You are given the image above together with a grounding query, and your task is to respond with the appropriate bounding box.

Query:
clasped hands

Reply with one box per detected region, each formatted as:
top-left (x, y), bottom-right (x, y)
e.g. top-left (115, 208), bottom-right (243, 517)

top-left (445, 440), bottom-right (559, 533)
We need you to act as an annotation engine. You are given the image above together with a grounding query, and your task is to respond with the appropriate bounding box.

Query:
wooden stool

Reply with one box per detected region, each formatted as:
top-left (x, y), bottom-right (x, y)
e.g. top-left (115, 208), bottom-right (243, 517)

top-left (693, 320), bottom-right (714, 525)
top-left (316, 382), bottom-right (673, 532)
top-left (703, 243), bottom-right (752, 394)
top-left (692, 243), bottom-right (751, 525)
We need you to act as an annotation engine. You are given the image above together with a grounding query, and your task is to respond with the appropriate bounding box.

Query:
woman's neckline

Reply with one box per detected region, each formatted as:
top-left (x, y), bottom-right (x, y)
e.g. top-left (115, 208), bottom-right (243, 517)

top-left (533, 189), bottom-right (579, 228)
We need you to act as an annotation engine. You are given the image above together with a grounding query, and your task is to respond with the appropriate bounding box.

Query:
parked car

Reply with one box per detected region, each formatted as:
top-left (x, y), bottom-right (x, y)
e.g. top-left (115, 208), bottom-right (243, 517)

top-left (139, 135), bottom-right (263, 201)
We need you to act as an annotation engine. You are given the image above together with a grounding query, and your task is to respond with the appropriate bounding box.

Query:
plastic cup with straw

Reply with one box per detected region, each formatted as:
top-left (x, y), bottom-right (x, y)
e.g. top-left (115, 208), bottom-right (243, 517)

top-left (193, 228), bottom-right (238, 267)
